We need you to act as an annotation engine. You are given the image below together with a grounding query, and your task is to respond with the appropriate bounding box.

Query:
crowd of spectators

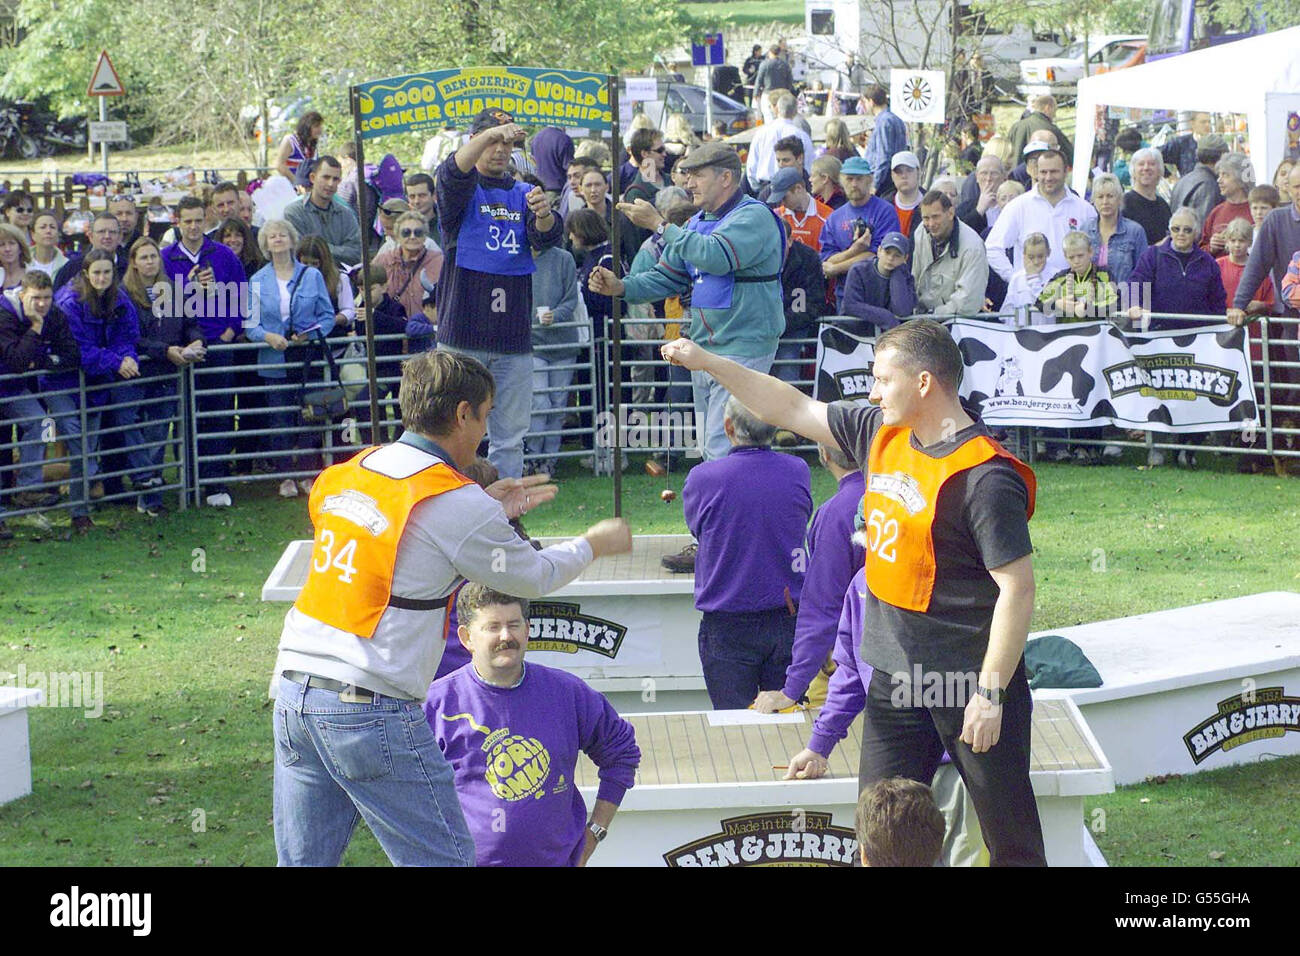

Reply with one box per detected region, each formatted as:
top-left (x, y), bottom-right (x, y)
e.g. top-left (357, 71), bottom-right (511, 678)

top-left (4, 90), bottom-right (1300, 537)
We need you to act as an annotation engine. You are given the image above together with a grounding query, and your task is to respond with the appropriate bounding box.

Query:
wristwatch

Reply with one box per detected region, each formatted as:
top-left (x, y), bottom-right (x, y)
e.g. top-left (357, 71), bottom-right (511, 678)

top-left (587, 822), bottom-right (608, 843)
top-left (976, 685), bottom-right (1007, 706)
top-left (654, 221), bottom-right (668, 237)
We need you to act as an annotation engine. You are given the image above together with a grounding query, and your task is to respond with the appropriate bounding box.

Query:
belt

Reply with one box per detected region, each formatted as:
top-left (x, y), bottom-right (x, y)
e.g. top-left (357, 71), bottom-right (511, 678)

top-left (282, 670), bottom-right (381, 703)
top-left (387, 593), bottom-right (451, 611)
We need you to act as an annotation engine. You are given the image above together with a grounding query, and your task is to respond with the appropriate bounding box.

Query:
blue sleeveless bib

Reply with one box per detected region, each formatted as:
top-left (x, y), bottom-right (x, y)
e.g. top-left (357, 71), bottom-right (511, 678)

top-left (455, 179), bottom-right (535, 276)
top-left (684, 197), bottom-right (785, 309)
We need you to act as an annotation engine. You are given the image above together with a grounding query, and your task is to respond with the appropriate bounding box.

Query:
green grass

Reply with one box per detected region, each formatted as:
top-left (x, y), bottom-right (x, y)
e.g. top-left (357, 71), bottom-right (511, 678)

top-left (1, 450), bottom-right (1298, 865)
top-left (692, 0), bottom-right (805, 28)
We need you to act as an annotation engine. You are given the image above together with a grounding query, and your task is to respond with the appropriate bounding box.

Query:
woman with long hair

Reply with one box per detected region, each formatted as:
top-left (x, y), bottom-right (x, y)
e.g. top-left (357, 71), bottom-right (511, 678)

top-left (277, 110), bottom-right (324, 186)
top-left (53, 249), bottom-right (155, 528)
top-left (217, 217), bottom-right (264, 278)
top-left (28, 210), bottom-right (67, 277)
top-left (0, 222), bottom-right (30, 291)
top-left (296, 235), bottom-right (355, 335)
top-left (821, 118), bottom-right (856, 162)
top-left (122, 236), bottom-right (205, 515)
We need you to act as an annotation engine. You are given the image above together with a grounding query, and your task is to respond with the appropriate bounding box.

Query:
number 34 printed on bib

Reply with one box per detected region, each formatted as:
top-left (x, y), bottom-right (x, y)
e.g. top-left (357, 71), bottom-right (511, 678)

top-left (865, 508), bottom-right (898, 563)
top-left (313, 529), bottom-right (359, 583)
top-left (485, 224), bottom-right (520, 254)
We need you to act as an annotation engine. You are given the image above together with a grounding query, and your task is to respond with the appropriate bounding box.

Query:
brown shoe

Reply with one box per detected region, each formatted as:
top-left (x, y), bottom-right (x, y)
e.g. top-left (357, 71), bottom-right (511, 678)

top-left (0, 521), bottom-right (12, 541)
top-left (89, 481), bottom-right (105, 500)
top-left (72, 515), bottom-right (94, 534)
top-left (661, 541), bottom-right (697, 573)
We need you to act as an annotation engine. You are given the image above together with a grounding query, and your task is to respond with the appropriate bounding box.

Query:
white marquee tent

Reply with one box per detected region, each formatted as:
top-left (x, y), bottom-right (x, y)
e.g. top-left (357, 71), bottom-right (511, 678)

top-left (1072, 26), bottom-right (1300, 194)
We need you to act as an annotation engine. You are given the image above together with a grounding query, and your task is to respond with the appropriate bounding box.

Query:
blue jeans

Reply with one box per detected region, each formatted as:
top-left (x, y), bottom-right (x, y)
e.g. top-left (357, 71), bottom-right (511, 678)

top-left (773, 338), bottom-right (810, 390)
top-left (1, 391), bottom-right (48, 490)
top-left (85, 382), bottom-right (154, 486)
top-left (437, 344), bottom-right (532, 478)
top-left (137, 376), bottom-right (179, 508)
top-left (42, 389), bottom-right (90, 518)
top-left (273, 674), bottom-right (475, 867)
top-left (691, 349), bottom-right (776, 461)
top-left (697, 607), bottom-right (797, 710)
top-left (527, 350), bottom-right (578, 464)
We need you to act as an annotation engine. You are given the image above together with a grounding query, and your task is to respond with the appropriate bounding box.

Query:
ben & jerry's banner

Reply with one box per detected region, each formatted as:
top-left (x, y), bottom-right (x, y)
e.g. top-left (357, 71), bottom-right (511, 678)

top-left (815, 320), bottom-right (1259, 433)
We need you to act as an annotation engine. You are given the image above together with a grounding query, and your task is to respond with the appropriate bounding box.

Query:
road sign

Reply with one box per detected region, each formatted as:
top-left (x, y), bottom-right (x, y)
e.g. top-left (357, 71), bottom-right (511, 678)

top-left (89, 121), bottom-right (128, 144)
top-left (88, 50), bottom-right (125, 97)
top-left (691, 33), bottom-right (725, 67)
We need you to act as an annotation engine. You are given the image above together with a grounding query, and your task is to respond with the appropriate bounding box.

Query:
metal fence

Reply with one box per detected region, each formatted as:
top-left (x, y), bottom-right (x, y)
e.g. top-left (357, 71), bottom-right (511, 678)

top-left (3, 312), bottom-right (1297, 525)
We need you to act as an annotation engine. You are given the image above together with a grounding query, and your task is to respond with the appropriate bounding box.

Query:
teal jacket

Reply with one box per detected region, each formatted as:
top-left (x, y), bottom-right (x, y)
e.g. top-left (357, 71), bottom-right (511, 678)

top-left (620, 190), bottom-right (784, 358)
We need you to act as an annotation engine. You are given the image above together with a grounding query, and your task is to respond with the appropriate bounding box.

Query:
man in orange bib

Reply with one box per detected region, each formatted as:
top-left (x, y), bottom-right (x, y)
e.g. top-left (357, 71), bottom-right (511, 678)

top-left (662, 319), bottom-right (1046, 866)
top-left (271, 350), bottom-right (632, 866)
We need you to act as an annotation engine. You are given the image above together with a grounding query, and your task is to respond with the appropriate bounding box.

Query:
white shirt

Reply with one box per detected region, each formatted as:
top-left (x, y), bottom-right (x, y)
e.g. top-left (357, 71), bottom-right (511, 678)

top-left (276, 277), bottom-right (291, 321)
top-left (1002, 268), bottom-right (1050, 323)
top-left (985, 187), bottom-right (1098, 281)
top-left (746, 118), bottom-right (815, 188)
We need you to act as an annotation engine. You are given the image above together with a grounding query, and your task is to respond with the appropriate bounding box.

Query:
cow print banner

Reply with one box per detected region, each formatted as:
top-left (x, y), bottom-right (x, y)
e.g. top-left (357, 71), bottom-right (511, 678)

top-left (815, 321), bottom-right (1259, 433)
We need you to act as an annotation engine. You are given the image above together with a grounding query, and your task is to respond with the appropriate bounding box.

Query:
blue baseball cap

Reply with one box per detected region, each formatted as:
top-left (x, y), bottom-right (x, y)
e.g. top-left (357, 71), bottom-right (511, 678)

top-left (765, 166), bottom-right (803, 206)
top-left (879, 231), bottom-right (910, 255)
top-left (841, 156), bottom-right (874, 177)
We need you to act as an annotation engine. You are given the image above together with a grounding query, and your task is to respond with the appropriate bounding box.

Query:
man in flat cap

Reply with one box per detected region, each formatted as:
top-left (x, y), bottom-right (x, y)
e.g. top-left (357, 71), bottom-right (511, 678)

top-left (589, 142), bottom-right (786, 463)
top-left (434, 108), bottom-right (563, 478)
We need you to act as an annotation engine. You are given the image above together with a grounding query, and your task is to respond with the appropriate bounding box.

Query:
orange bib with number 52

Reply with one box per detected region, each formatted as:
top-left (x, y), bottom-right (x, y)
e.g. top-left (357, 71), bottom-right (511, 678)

top-left (294, 446), bottom-right (473, 637)
top-left (863, 426), bottom-right (1035, 613)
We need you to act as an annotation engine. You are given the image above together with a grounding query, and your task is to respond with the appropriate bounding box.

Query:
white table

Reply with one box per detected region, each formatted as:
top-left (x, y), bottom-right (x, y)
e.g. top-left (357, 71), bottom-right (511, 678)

top-left (1032, 592), bottom-right (1300, 785)
top-left (575, 698), bottom-right (1114, 867)
top-left (263, 534), bottom-right (711, 709)
top-left (0, 686), bottom-right (43, 805)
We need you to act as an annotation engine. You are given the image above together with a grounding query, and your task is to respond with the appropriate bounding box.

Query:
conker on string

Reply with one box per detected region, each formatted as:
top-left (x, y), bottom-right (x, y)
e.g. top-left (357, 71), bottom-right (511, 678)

top-left (660, 488), bottom-right (676, 503)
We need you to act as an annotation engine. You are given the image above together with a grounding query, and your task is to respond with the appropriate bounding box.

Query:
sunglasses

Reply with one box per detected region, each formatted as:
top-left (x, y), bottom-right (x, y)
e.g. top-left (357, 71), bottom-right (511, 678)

top-left (651, 146), bottom-right (667, 154)
top-left (1169, 226), bottom-right (1196, 234)
top-left (380, 207), bottom-right (403, 215)
top-left (400, 227), bottom-right (427, 238)
top-left (14, 206), bottom-right (33, 213)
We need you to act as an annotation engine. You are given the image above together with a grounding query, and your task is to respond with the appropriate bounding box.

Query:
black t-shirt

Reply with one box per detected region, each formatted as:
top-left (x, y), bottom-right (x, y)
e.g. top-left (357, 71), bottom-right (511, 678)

top-left (1123, 190), bottom-right (1172, 246)
top-left (827, 401), bottom-right (1033, 677)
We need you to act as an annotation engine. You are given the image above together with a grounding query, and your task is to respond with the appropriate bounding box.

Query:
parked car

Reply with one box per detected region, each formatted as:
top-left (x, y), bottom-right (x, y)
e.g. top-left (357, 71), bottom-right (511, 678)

top-left (1018, 34), bottom-right (1147, 100)
top-left (620, 80), bottom-right (754, 137)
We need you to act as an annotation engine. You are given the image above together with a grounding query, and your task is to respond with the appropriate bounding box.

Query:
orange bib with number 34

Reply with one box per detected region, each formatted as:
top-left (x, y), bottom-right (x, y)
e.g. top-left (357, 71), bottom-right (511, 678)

top-left (863, 426), bottom-right (1035, 613)
top-left (293, 446), bottom-right (474, 638)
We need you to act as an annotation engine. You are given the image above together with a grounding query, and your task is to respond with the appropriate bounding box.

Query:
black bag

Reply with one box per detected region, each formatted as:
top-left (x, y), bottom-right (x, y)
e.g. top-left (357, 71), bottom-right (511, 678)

top-left (299, 330), bottom-right (348, 425)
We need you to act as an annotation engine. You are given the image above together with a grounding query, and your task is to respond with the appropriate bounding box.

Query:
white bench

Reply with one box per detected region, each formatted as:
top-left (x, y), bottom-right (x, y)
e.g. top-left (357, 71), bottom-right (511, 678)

top-left (1033, 592), bottom-right (1300, 785)
top-left (576, 698), bottom-right (1114, 867)
top-left (0, 686), bottom-right (43, 805)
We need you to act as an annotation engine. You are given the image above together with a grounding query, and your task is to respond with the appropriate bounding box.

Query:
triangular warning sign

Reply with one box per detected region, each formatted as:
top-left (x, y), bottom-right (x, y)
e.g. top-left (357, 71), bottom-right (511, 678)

top-left (87, 50), bottom-right (124, 97)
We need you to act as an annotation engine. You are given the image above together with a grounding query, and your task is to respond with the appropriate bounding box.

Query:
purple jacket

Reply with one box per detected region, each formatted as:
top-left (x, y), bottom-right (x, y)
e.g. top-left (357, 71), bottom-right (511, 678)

top-left (160, 236), bottom-right (248, 342)
top-left (782, 470), bottom-right (865, 701)
top-left (54, 284), bottom-right (139, 404)
top-left (530, 127), bottom-right (574, 193)
top-left (1128, 241), bottom-right (1227, 326)
top-left (683, 445), bottom-right (812, 613)
top-left (807, 568), bottom-right (950, 765)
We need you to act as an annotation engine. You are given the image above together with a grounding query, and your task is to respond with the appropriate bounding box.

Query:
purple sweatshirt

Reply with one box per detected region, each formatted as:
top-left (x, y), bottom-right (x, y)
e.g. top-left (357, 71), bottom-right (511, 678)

top-left (160, 236), bottom-right (248, 342)
top-left (808, 569), bottom-right (950, 766)
top-left (683, 445), bottom-right (812, 613)
top-left (424, 662), bottom-right (639, 867)
top-left (781, 470), bottom-right (865, 701)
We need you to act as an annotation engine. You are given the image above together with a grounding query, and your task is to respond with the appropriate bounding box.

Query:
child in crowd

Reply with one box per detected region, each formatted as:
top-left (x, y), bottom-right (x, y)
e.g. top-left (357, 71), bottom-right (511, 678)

top-left (856, 777), bottom-right (946, 867)
top-left (526, 241), bottom-right (581, 477)
top-left (1001, 232), bottom-right (1051, 323)
top-left (1038, 231), bottom-right (1117, 322)
top-left (355, 264), bottom-right (408, 442)
top-left (1248, 184), bottom-right (1280, 230)
top-left (1217, 218), bottom-right (1274, 315)
top-left (839, 231), bottom-right (916, 335)
top-left (996, 179), bottom-right (1025, 211)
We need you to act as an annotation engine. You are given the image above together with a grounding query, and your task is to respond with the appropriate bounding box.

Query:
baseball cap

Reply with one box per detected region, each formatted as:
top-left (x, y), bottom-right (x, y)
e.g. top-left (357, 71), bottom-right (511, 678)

top-left (841, 156), bottom-right (873, 177)
top-left (379, 198), bottom-right (410, 215)
top-left (1023, 141), bottom-right (1063, 159)
top-left (891, 150), bottom-right (920, 170)
top-left (469, 107), bottom-right (515, 136)
top-left (676, 142), bottom-right (743, 176)
top-left (879, 231), bottom-right (910, 255)
top-left (766, 167), bottom-right (803, 206)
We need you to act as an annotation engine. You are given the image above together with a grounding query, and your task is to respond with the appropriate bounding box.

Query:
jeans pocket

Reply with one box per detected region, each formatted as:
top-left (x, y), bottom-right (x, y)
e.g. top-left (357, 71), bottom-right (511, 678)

top-left (316, 717), bottom-right (393, 782)
top-left (273, 706), bottom-right (301, 768)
